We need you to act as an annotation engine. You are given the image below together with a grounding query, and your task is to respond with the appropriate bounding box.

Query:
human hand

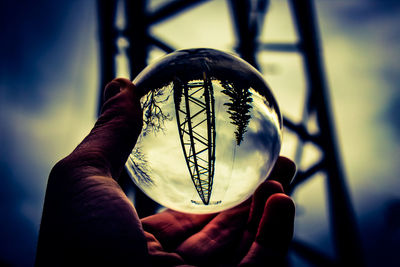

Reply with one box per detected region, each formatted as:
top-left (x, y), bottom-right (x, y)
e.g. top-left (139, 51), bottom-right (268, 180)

top-left (35, 78), bottom-right (295, 267)
top-left (142, 157), bottom-right (296, 266)
top-left (36, 78), bottom-right (148, 266)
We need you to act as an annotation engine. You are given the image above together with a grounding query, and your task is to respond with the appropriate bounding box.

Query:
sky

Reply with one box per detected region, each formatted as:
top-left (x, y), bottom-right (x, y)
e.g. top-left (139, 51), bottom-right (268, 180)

top-left (0, 0), bottom-right (399, 266)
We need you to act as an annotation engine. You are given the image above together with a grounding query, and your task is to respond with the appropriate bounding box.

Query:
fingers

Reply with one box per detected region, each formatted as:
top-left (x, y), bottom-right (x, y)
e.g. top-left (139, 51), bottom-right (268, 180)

top-left (141, 209), bottom-right (216, 251)
top-left (256, 194), bottom-right (295, 248)
top-left (175, 200), bottom-right (251, 265)
top-left (149, 158), bottom-right (296, 265)
top-left (247, 180), bottom-right (284, 233)
top-left (239, 193), bottom-right (295, 266)
top-left (61, 78), bottom-right (143, 180)
top-left (268, 156), bottom-right (297, 191)
top-left (144, 231), bottom-right (186, 267)
top-left (234, 180), bottom-right (284, 262)
top-left (248, 157), bottom-right (295, 232)
top-left (236, 158), bottom-right (295, 263)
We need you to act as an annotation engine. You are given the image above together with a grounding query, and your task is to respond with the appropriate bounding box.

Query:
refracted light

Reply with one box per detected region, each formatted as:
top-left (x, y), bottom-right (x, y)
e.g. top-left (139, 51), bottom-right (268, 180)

top-left (126, 48), bottom-right (282, 214)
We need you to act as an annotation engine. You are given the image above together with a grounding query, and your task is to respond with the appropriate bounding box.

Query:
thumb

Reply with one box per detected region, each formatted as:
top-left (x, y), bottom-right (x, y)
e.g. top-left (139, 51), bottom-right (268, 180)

top-left (67, 78), bottom-right (143, 180)
top-left (102, 77), bottom-right (143, 105)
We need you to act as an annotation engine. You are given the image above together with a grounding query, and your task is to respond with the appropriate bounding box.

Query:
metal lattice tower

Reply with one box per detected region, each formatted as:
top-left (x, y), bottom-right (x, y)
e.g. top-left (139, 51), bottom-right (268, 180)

top-left (174, 75), bottom-right (216, 205)
top-left (96, 0), bottom-right (364, 265)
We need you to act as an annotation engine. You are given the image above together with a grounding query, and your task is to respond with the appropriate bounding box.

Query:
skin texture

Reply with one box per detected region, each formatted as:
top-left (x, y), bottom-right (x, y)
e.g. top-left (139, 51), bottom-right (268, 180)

top-left (35, 78), bottom-right (296, 266)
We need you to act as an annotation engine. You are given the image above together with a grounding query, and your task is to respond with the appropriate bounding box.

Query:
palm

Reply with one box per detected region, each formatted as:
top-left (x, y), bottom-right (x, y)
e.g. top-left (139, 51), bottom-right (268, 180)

top-left (142, 158), bottom-right (295, 266)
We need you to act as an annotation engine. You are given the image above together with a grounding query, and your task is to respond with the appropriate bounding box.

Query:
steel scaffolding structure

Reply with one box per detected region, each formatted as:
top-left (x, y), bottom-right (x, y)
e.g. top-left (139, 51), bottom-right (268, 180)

top-left (96, 0), bottom-right (364, 265)
top-left (174, 77), bottom-right (216, 205)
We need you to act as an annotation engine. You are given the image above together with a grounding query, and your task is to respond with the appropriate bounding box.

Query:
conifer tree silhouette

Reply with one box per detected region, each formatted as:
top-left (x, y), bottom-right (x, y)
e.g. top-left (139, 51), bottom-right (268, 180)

top-left (220, 80), bottom-right (253, 145)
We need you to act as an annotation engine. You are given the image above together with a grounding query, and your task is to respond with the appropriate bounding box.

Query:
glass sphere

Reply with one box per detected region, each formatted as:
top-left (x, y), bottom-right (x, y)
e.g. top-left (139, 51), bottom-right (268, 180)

top-left (126, 48), bottom-right (282, 214)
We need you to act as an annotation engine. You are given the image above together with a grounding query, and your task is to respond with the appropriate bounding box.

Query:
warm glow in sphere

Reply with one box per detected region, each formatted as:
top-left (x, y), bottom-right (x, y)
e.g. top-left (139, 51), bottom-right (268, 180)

top-left (126, 48), bottom-right (282, 214)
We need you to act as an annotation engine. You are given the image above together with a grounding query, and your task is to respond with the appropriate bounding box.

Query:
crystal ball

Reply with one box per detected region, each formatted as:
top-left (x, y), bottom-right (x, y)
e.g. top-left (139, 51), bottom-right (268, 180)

top-left (126, 48), bottom-right (282, 214)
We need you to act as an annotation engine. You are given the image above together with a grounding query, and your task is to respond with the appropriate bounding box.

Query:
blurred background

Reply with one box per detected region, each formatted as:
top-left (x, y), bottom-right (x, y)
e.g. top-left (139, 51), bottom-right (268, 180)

top-left (0, 0), bottom-right (399, 266)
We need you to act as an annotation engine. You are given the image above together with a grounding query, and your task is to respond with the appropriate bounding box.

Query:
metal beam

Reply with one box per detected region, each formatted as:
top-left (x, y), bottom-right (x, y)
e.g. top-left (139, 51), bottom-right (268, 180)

top-left (289, 0), bottom-right (364, 265)
top-left (125, 0), bottom-right (149, 78)
top-left (96, 0), bottom-right (118, 112)
top-left (148, 0), bottom-right (210, 25)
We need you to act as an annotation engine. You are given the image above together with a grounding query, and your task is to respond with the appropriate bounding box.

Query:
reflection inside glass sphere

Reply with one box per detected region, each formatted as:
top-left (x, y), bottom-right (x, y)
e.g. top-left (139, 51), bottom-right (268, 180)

top-left (126, 48), bottom-right (282, 214)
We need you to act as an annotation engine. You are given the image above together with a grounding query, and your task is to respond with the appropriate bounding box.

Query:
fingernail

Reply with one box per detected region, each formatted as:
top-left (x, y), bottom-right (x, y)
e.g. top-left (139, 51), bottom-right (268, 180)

top-left (104, 80), bottom-right (123, 102)
top-left (272, 157), bottom-right (296, 178)
top-left (268, 157), bottom-right (297, 190)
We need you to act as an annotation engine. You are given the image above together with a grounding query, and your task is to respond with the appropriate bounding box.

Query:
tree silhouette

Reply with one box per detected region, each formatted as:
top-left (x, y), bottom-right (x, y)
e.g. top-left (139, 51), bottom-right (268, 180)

top-left (220, 80), bottom-right (253, 145)
top-left (141, 85), bottom-right (172, 135)
top-left (127, 145), bottom-right (153, 186)
top-left (129, 86), bottom-right (172, 185)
